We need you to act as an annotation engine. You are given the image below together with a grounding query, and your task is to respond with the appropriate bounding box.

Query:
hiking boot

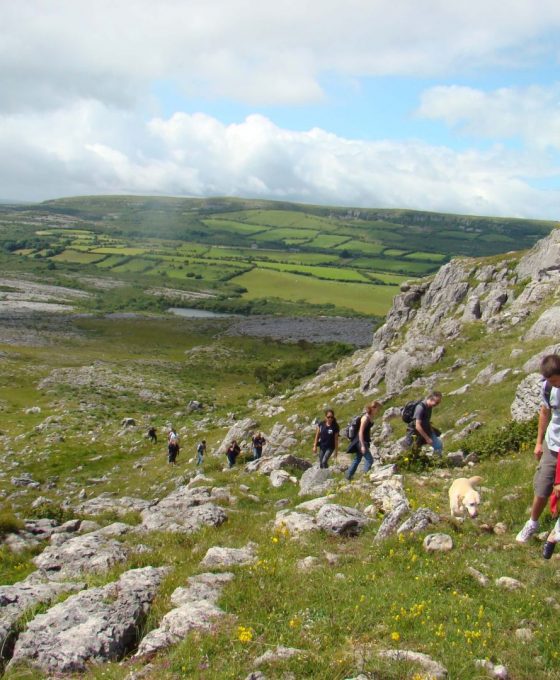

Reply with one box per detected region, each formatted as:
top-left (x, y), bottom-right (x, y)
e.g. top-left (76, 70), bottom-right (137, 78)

top-left (543, 541), bottom-right (556, 560)
top-left (515, 520), bottom-right (539, 543)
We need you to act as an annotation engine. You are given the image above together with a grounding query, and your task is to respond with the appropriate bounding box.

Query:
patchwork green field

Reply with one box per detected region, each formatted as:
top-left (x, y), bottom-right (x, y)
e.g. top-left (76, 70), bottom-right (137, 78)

top-left (0, 195), bottom-right (556, 318)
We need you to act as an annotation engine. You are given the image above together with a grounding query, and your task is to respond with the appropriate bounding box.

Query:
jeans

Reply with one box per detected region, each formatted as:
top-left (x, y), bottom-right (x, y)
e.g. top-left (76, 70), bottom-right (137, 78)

top-left (197, 451), bottom-right (204, 465)
top-left (408, 431), bottom-right (443, 456)
top-left (227, 452), bottom-right (237, 468)
top-left (346, 444), bottom-right (374, 480)
top-left (319, 447), bottom-right (334, 469)
top-left (253, 447), bottom-right (262, 461)
top-left (431, 435), bottom-right (443, 456)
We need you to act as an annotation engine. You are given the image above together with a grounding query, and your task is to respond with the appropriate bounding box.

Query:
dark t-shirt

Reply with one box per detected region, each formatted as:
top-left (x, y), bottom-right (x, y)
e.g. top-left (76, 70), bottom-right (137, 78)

top-left (317, 421), bottom-right (340, 450)
top-left (252, 435), bottom-right (265, 450)
top-left (412, 401), bottom-right (432, 437)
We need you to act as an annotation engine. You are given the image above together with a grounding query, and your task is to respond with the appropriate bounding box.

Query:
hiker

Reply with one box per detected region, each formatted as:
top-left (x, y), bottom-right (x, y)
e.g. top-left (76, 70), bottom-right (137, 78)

top-left (196, 439), bottom-right (206, 466)
top-left (404, 391), bottom-right (443, 456)
top-left (251, 432), bottom-right (266, 461)
top-left (346, 401), bottom-right (382, 480)
top-left (147, 426), bottom-right (157, 444)
top-left (516, 354), bottom-right (560, 543)
top-left (313, 408), bottom-right (339, 469)
top-left (167, 427), bottom-right (180, 465)
top-left (226, 440), bottom-right (241, 468)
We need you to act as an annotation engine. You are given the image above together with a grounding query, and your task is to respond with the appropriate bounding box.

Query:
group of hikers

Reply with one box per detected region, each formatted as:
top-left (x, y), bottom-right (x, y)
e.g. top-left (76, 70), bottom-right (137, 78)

top-left (147, 352), bottom-right (560, 558)
top-left (150, 390), bottom-right (442, 481)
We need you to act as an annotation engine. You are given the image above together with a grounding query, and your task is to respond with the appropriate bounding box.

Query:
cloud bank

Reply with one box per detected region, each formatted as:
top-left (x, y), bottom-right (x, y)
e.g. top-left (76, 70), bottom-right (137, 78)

top-left (1, 1), bottom-right (559, 218)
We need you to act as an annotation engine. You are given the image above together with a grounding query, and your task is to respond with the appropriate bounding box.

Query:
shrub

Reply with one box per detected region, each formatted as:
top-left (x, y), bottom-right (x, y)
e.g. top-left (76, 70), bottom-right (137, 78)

top-left (0, 510), bottom-right (25, 537)
top-left (460, 418), bottom-right (538, 459)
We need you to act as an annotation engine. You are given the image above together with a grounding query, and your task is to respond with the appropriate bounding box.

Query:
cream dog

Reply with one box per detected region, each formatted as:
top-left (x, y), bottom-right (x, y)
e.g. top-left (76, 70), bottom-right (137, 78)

top-left (449, 476), bottom-right (483, 518)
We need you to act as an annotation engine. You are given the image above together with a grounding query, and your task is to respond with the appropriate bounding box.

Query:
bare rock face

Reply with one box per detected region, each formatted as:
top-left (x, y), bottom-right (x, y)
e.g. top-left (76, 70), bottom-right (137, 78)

top-left (252, 454), bottom-right (312, 475)
top-left (510, 373), bottom-right (543, 422)
top-left (360, 349), bottom-right (388, 393)
top-left (378, 649), bottom-right (448, 679)
top-left (372, 283), bottom-right (429, 351)
top-left (140, 486), bottom-right (228, 533)
top-left (75, 493), bottom-right (154, 516)
top-left (374, 501), bottom-right (410, 541)
top-left (517, 228), bottom-right (560, 281)
top-left (9, 566), bottom-right (168, 674)
top-left (199, 543), bottom-right (258, 569)
top-left (315, 504), bottom-right (370, 536)
top-left (274, 511), bottom-right (318, 537)
top-left (523, 344), bottom-right (560, 373)
top-left (216, 417), bottom-right (257, 455)
top-left (397, 507), bottom-right (439, 534)
top-left (136, 572), bottom-right (234, 656)
top-left (0, 577), bottom-right (84, 662)
top-left (33, 523), bottom-right (131, 579)
top-left (298, 467), bottom-right (336, 497)
top-left (524, 307), bottom-right (560, 341)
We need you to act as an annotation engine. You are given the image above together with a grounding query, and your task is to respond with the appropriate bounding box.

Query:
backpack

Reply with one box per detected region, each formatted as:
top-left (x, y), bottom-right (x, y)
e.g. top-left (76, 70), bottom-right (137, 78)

top-left (344, 415), bottom-right (362, 440)
top-left (401, 400), bottom-right (421, 424)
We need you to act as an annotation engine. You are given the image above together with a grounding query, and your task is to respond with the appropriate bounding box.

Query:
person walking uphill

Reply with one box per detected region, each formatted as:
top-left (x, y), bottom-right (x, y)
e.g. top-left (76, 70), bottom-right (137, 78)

top-left (313, 409), bottom-right (339, 469)
top-left (516, 354), bottom-right (560, 543)
top-left (167, 427), bottom-right (180, 465)
top-left (226, 440), bottom-right (241, 468)
top-left (346, 401), bottom-right (381, 480)
top-left (251, 432), bottom-right (266, 461)
top-left (196, 440), bottom-right (206, 466)
top-left (405, 391), bottom-right (443, 456)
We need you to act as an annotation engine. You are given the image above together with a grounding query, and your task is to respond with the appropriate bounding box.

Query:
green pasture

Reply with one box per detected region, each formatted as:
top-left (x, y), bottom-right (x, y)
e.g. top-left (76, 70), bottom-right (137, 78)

top-left (220, 209), bottom-right (338, 231)
top-left (111, 258), bottom-right (156, 273)
top-left (231, 267), bottom-right (398, 315)
top-left (96, 255), bottom-right (128, 268)
top-left (404, 251), bottom-right (447, 262)
top-left (437, 229), bottom-right (479, 240)
top-left (335, 240), bottom-right (384, 255)
top-left (51, 249), bottom-right (107, 264)
top-left (256, 261), bottom-right (371, 283)
top-left (201, 218), bottom-right (268, 235)
top-left (352, 257), bottom-right (436, 275)
top-left (307, 234), bottom-right (350, 248)
top-left (383, 248), bottom-right (408, 257)
top-left (92, 247), bottom-right (148, 256)
top-left (252, 228), bottom-right (318, 243)
top-left (204, 246), bottom-right (340, 265)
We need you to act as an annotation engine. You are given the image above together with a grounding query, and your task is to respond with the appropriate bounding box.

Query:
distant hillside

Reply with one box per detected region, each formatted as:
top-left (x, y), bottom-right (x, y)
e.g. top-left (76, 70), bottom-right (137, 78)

top-left (0, 195), bottom-right (556, 317)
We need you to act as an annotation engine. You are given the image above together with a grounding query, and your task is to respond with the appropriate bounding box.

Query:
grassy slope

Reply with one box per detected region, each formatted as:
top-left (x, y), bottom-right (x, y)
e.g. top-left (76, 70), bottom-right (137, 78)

top-left (2, 271), bottom-right (560, 679)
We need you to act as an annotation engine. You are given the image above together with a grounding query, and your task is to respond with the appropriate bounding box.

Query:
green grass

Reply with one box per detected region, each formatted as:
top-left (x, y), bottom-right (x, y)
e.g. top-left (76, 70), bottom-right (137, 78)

top-left (231, 267), bottom-right (398, 315)
top-left (256, 261), bottom-right (371, 282)
top-left (51, 249), bottom-right (106, 264)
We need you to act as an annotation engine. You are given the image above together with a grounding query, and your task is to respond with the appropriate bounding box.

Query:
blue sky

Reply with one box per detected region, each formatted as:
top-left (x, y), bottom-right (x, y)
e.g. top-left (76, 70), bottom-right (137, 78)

top-left (1, 0), bottom-right (559, 219)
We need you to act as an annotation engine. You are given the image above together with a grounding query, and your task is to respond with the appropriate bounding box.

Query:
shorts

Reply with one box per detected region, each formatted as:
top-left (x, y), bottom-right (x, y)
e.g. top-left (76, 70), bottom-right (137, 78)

top-left (533, 441), bottom-right (559, 498)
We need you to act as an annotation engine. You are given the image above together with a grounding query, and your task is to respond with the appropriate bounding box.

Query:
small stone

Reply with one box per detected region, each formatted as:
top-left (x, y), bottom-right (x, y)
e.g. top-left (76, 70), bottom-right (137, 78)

top-left (515, 627), bottom-right (534, 642)
top-left (297, 556), bottom-right (320, 571)
top-left (495, 576), bottom-right (525, 591)
top-left (423, 533), bottom-right (453, 552)
top-left (493, 522), bottom-right (508, 535)
top-left (466, 566), bottom-right (489, 587)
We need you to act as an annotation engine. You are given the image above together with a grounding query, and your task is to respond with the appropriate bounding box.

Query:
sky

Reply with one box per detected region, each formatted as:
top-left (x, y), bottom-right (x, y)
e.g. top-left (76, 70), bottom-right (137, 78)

top-left (1, 0), bottom-right (560, 219)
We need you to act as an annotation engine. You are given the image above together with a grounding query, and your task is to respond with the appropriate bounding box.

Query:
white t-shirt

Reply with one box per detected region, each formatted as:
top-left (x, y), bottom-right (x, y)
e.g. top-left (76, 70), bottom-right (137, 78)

top-left (542, 382), bottom-right (560, 451)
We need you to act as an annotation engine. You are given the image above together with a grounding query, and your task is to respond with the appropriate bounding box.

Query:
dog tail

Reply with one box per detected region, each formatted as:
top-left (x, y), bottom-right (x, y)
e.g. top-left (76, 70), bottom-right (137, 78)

top-left (469, 476), bottom-right (483, 486)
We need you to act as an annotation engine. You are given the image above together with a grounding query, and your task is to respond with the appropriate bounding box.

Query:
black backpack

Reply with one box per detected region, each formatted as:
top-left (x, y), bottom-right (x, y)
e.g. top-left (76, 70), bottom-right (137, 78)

top-left (344, 415), bottom-right (362, 440)
top-left (401, 400), bottom-right (421, 424)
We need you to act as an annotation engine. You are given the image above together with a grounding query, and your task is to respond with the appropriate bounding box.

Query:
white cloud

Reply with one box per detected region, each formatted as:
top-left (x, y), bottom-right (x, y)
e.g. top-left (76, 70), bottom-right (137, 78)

top-left (417, 83), bottom-right (560, 150)
top-left (0, 103), bottom-right (558, 219)
top-left (2, 0), bottom-right (560, 110)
